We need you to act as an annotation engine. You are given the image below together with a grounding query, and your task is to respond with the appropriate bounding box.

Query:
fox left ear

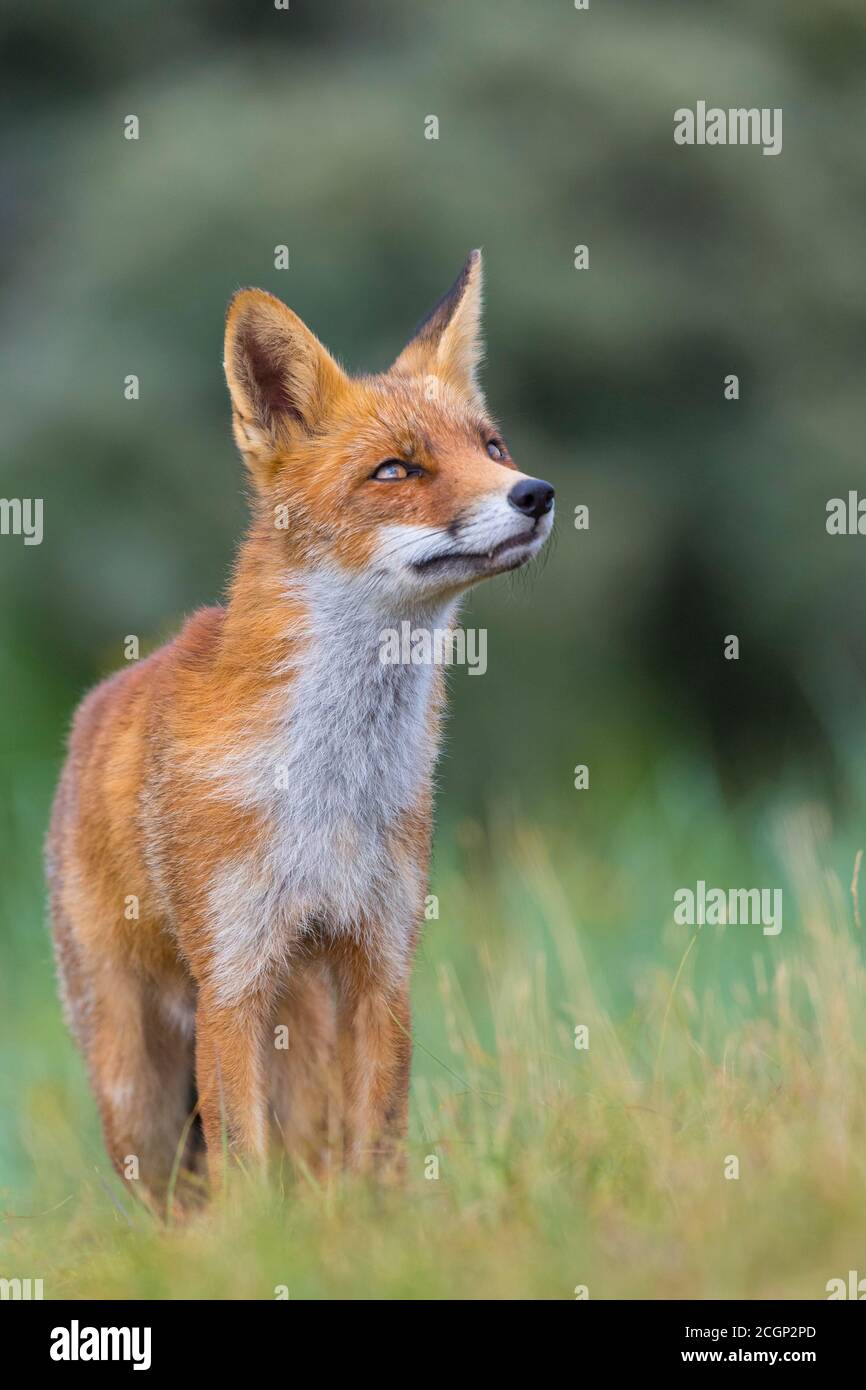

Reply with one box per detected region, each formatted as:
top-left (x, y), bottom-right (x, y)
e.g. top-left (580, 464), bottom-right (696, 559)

top-left (391, 249), bottom-right (485, 403)
top-left (223, 287), bottom-right (347, 479)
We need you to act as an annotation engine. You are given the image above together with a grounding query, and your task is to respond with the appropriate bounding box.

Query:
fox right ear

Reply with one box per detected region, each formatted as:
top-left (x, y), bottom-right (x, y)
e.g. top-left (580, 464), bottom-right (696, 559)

top-left (390, 249), bottom-right (485, 404)
top-left (223, 288), bottom-right (347, 474)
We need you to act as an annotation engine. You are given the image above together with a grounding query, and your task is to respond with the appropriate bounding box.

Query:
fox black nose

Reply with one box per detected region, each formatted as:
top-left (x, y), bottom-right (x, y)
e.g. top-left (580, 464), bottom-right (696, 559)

top-left (507, 477), bottom-right (555, 521)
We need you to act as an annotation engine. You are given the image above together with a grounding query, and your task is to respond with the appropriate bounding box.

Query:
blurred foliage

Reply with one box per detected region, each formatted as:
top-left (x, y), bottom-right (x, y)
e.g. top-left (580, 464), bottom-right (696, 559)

top-left (1, 0), bottom-right (866, 808)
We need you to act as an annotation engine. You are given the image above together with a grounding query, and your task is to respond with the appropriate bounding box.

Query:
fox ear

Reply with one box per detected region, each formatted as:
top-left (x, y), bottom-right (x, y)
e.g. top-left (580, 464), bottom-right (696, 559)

top-left (223, 288), bottom-right (347, 471)
top-left (391, 249), bottom-right (485, 402)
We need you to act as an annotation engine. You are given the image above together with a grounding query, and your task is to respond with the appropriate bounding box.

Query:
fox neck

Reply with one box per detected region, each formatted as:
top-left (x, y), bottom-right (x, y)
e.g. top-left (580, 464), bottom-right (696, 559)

top-left (220, 524), bottom-right (456, 813)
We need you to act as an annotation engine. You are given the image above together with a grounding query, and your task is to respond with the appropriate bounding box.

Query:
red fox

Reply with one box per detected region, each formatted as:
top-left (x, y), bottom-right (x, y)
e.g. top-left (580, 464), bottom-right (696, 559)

top-left (46, 250), bottom-right (554, 1205)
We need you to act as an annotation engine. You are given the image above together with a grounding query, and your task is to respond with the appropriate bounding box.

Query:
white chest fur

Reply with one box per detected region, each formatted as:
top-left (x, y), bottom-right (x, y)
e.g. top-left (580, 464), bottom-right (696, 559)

top-left (203, 572), bottom-right (453, 1002)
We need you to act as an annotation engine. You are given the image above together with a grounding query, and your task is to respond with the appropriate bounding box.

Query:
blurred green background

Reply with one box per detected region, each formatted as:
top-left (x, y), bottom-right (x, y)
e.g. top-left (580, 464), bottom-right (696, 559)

top-left (2, 0), bottom-right (866, 1234)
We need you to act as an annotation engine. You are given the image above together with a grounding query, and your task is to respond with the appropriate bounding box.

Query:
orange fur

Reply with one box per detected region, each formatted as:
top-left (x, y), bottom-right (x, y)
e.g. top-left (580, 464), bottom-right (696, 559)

top-left (46, 251), bottom-right (554, 1208)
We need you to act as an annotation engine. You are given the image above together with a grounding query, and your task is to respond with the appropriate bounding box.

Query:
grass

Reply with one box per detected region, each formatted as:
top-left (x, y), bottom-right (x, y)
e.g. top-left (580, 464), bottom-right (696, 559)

top-left (2, 769), bottom-right (866, 1300)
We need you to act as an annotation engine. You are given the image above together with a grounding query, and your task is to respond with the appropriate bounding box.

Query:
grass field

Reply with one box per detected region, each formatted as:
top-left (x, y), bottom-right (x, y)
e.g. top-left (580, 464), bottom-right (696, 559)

top-left (2, 755), bottom-right (865, 1301)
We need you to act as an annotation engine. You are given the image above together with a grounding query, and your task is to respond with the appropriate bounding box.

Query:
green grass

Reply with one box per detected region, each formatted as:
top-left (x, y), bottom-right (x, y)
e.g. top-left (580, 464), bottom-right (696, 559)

top-left (2, 770), bottom-right (866, 1300)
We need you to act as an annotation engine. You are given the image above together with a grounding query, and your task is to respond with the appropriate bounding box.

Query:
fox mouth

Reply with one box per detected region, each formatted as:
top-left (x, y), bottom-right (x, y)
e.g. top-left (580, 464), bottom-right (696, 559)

top-left (412, 529), bottom-right (541, 574)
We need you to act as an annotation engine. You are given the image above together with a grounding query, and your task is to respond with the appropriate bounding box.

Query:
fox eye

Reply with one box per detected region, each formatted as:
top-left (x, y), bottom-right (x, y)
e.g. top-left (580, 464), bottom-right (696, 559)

top-left (487, 440), bottom-right (505, 461)
top-left (371, 459), bottom-right (417, 481)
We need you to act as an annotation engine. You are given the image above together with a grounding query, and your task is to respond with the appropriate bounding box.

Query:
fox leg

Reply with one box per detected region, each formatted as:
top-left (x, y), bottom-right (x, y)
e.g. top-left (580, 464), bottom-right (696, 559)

top-left (194, 986), bottom-right (271, 1185)
top-left (333, 942), bottom-right (413, 1178)
top-left (54, 909), bottom-right (199, 1212)
top-left (267, 960), bottom-right (340, 1180)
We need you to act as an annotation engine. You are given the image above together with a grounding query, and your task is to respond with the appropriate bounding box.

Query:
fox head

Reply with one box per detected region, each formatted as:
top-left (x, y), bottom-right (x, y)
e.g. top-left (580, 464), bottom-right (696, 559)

top-left (223, 250), bottom-right (554, 605)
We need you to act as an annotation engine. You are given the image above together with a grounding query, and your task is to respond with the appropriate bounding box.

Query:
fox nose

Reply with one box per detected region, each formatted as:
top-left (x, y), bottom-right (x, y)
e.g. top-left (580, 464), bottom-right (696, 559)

top-left (508, 477), bottom-right (555, 521)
